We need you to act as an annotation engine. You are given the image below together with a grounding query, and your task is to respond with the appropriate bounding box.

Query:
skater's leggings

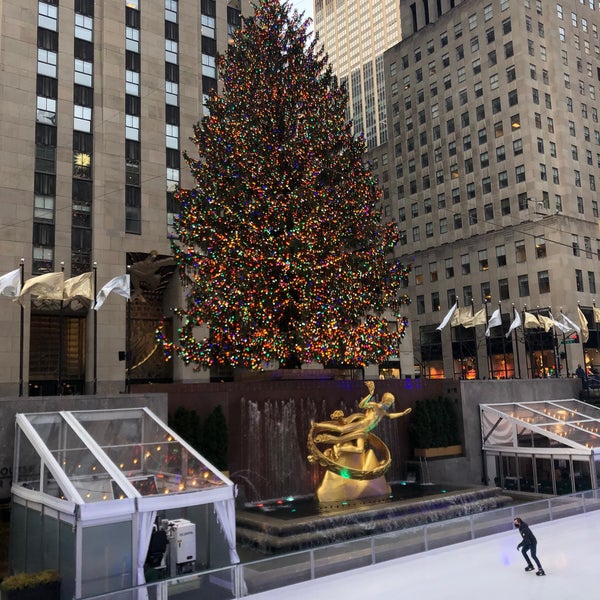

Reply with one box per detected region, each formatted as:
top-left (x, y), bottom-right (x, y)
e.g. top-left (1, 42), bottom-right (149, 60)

top-left (521, 543), bottom-right (543, 570)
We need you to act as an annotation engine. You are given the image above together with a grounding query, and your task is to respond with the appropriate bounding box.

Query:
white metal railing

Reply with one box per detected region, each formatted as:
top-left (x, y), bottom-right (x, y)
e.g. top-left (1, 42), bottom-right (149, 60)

top-left (82, 489), bottom-right (600, 599)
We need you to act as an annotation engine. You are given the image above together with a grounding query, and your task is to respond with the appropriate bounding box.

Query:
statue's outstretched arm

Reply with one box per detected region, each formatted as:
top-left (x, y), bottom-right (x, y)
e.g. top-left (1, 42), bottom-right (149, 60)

top-left (388, 408), bottom-right (412, 420)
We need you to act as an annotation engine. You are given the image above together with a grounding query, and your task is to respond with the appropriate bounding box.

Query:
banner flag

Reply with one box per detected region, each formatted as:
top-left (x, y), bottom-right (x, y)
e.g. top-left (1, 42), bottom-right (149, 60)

top-left (506, 308), bottom-right (521, 338)
top-left (577, 306), bottom-right (589, 343)
top-left (462, 308), bottom-right (486, 328)
top-left (436, 301), bottom-right (457, 331)
top-left (64, 272), bottom-right (94, 301)
top-left (485, 308), bottom-right (502, 337)
top-left (94, 274), bottom-right (130, 310)
top-left (0, 268), bottom-right (21, 298)
top-left (17, 272), bottom-right (64, 306)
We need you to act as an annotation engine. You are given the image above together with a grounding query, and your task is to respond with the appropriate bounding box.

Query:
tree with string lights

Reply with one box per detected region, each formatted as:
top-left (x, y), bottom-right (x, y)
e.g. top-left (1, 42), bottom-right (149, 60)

top-left (157, 0), bottom-right (410, 370)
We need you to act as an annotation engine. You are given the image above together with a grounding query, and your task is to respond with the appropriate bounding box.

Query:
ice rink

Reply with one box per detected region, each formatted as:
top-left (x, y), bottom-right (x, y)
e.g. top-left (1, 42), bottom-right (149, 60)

top-left (245, 511), bottom-right (600, 599)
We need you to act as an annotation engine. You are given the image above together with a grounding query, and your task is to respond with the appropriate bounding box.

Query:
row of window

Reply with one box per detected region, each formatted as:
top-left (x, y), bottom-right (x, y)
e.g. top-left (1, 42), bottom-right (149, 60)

top-left (414, 267), bottom-right (597, 316)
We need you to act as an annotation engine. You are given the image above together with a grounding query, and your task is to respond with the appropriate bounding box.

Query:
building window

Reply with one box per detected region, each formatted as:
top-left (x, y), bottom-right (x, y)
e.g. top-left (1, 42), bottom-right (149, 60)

top-left (125, 186), bottom-right (141, 234)
top-left (461, 253), bottom-right (470, 275)
top-left (463, 286), bottom-right (473, 307)
top-left (575, 269), bottom-right (584, 292)
top-left (537, 271), bottom-right (550, 294)
top-left (518, 274), bottom-right (530, 297)
top-left (589, 271), bottom-right (597, 294)
top-left (501, 198), bottom-right (510, 215)
top-left (429, 262), bottom-right (438, 282)
top-left (445, 258), bottom-right (454, 278)
top-left (39, 2), bottom-right (58, 31)
top-left (478, 249), bottom-right (488, 271)
top-left (496, 245), bottom-right (506, 267)
top-left (515, 240), bottom-right (526, 262)
top-left (499, 278), bottom-right (509, 300)
top-left (535, 236), bottom-right (546, 258)
top-left (572, 234), bottom-right (580, 257)
top-left (74, 105), bottom-right (92, 133)
top-left (74, 59), bottom-right (93, 87)
top-left (126, 70), bottom-right (139, 95)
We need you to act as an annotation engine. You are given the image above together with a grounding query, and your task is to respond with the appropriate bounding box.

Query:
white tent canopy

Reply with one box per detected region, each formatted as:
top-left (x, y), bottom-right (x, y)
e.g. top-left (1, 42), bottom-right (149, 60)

top-left (480, 399), bottom-right (600, 495)
top-left (10, 407), bottom-right (238, 599)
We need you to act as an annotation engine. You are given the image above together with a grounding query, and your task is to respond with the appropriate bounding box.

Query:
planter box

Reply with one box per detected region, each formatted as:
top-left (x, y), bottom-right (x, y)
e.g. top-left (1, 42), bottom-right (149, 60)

top-left (414, 445), bottom-right (463, 458)
top-left (2, 580), bottom-right (60, 600)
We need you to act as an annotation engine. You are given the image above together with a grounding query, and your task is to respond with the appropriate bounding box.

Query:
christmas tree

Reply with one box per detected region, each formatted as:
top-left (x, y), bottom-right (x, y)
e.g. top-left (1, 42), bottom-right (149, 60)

top-left (157, 0), bottom-right (410, 370)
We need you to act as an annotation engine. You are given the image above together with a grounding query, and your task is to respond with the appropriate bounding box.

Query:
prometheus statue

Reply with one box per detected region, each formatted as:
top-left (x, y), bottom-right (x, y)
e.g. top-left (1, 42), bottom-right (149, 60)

top-left (307, 382), bottom-right (411, 502)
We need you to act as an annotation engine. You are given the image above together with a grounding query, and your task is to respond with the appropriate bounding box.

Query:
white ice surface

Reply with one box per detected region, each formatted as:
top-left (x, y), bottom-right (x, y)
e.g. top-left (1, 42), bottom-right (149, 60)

top-left (245, 511), bottom-right (600, 599)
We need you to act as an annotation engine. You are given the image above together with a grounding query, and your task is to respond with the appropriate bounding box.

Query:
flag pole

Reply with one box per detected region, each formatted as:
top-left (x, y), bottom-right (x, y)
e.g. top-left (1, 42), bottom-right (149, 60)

top-left (58, 261), bottom-right (64, 395)
top-left (126, 265), bottom-right (131, 394)
top-left (578, 301), bottom-right (586, 369)
top-left (93, 262), bottom-right (97, 395)
top-left (484, 300), bottom-right (492, 380)
top-left (500, 301), bottom-right (508, 379)
top-left (552, 306), bottom-right (561, 378)
top-left (19, 259), bottom-right (25, 397)
top-left (472, 299), bottom-right (480, 379)
top-left (560, 307), bottom-right (570, 378)
top-left (513, 303), bottom-right (522, 379)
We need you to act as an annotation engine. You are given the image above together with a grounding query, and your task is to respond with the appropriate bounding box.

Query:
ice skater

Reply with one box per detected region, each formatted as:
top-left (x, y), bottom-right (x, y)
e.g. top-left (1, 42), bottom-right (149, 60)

top-left (514, 517), bottom-right (545, 576)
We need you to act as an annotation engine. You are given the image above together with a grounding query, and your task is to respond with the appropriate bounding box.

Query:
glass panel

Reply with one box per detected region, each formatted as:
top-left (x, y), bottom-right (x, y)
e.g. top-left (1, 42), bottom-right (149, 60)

top-left (42, 511), bottom-right (59, 570)
top-left (373, 527), bottom-right (426, 561)
top-left (25, 505), bottom-right (42, 572)
top-left (517, 456), bottom-right (535, 491)
top-left (314, 539), bottom-right (373, 578)
top-left (535, 456), bottom-right (553, 494)
top-left (16, 431), bottom-right (41, 490)
top-left (9, 500), bottom-right (27, 572)
top-left (59, 517), bottom-right (76, 600)
top-left (81, 521), bottom-right (133, 597)
top-left (425, 517), bottom-right (472, 549)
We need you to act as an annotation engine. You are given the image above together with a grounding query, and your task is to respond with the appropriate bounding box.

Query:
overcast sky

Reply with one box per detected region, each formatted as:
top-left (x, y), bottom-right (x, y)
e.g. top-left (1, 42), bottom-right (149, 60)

top-left (288, 0), bottom-right (314, 22)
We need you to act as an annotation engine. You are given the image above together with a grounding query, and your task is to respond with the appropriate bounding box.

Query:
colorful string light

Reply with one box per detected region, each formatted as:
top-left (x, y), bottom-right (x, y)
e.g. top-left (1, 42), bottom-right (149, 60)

top-left (156, 0), bottom-right (411, 369)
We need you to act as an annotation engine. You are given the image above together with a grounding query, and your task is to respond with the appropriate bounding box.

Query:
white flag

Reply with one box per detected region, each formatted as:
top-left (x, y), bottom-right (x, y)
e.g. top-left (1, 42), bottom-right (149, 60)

top-left (17, 272), bottom-right (64, 305)
top-left (485, 308), bottom-right (502, 337)
top-left (0, 268), bottom-right (21, 298)
top-left (505, 308), bottom-right (522, 338)
top-left (548, 312), bottom-right (570, 334)
top-left (561, 312), bottom-right (581, 335)
top-left (436, 301), bottom-right (457, 331)
top-left (94, 274), bottom-right (130, 310)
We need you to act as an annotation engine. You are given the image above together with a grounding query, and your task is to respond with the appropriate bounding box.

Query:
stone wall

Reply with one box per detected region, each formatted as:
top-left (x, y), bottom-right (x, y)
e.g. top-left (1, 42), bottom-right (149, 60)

top-left (134, 378), bottom-right (458, 500)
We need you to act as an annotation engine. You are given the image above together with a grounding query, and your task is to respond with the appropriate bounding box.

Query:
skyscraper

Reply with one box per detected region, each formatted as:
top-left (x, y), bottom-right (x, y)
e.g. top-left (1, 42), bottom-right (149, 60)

top-left (368, 0), bottom-right (600, 380)
top-left (314, 0), bottom-right (403, 149)
top-left (0, 0), bottom-right (248, 395)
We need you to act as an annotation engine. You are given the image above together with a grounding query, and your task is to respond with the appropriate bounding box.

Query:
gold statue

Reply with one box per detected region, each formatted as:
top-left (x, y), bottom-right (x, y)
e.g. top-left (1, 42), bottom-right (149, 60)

top-left (307, 382), bottom-right (411, 502)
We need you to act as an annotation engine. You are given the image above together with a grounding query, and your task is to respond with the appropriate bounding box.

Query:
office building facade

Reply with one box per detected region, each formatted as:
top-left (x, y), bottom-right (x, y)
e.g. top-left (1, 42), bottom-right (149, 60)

top-left (0, 0), bottom-right (247, 395)
top-left (314, 0), bottom-right (403, 149)
top-left (369, 0), bottom-right (600, 379)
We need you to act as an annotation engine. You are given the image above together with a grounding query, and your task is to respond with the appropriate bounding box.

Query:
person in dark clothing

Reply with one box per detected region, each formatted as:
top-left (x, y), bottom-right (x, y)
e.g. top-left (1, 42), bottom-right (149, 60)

top-left (514, 517), bottom-right (545, 576)
top-left (576, 364), bottom-right (588, 389)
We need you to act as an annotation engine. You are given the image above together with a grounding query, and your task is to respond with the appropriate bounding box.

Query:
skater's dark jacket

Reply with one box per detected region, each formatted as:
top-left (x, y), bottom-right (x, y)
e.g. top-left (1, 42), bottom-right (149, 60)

top-left (516, 521), bottom-right (537, 548)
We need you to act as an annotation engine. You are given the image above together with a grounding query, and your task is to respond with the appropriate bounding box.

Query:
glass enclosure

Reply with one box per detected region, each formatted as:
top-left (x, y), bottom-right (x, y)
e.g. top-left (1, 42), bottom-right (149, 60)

top-left (481, 400), bottom-right (600, 495)
top-left (10, 408), bottom-right (237, 600)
